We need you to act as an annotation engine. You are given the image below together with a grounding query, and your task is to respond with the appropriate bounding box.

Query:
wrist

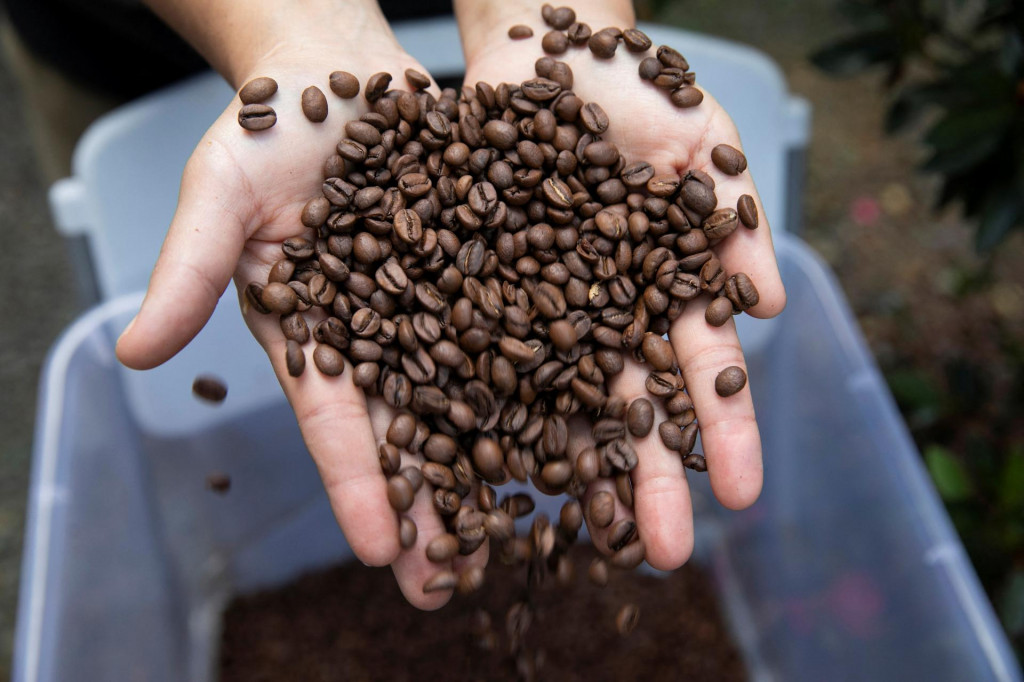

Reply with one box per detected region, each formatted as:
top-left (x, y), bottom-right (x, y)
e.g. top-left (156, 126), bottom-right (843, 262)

top-left (454, 0), bottom-right (635, 65)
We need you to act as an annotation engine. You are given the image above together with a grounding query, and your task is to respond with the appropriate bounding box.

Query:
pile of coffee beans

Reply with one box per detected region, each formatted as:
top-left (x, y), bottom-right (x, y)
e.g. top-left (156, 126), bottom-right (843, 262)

top-left (238, 4), bottom-right (756, 605)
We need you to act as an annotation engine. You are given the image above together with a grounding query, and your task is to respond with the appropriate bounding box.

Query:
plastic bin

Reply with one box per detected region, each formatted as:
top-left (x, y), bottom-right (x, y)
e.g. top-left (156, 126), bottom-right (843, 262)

top-left (14, 233), bottom-right (1021, 682)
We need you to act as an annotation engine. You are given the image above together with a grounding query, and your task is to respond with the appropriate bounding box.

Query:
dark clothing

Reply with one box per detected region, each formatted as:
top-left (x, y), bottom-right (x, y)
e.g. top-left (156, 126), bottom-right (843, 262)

top-left (2, 0), bottom-right (453, 99)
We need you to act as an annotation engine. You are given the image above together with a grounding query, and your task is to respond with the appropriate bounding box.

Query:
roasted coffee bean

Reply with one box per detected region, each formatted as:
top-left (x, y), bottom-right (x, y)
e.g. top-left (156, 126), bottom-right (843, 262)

top-left (607, 518), bottom-right (637, 551)
top-left (404, 68), bottom-right (431, 90)
top-left (261, 281), bottom-right (298, 314)
top-left (641, 333), bottom-right (675, 371)
top-left (682, 453), bottom-right (707, 472)
top-left (626, 398), bottom-right (654, 437)
top-left (566, 21), bottom-right (591, 44)
top-left (352, 362), bottom-right (379, 388)
top-left (616, 604), bottom-right (640, 636)
top-left (285, 339), bottom-right (306, 377)
top-left (610, 538), bottom-right (645, 568)
top-left (313, 343), bottom-right (345, 376)
top-left (588, 557), bottom-right (609, 587)
top-left (399, 517), bottom-right (418, 549)
top-left (541, 459), bottom-right (573, 488)
top-left (422, 571), bottom-right (457, 593)
top-left (280, 311), bottom-right (310, 343)
top-left (638, 57), bottom-right (662, 80)
top-left (541, 30), bottom-right (569, 54)
top-left (703, 208), bottom-right (739, 240)
top-left (622, 28), bottom-right (652, 52)
top-left (645, 371), bottom-right (679, 398)
top-left (711, 143), bottom-right (747, 175)
top-left (579, 102), bottom-right (609, 134)
top-left (192, 375), bottom-right (227, 402)
top-left (508, 24), bottom-right (534, 39)
top-left (657, 45), bottom-right (689, 70)
top-left (426, 534), bottom-right (460, 562)
top-left (301, 86), bottom-right (328, 122)
top-left (588, 27), bottom-right (620, 58)
top-left (737, 194), bottom-right (759, 229)
top-left (724, 272), bottom-right (759, 311)
top-left (705, 296), bottom-right (734, 327)
top-left (658, 420), bottom-right (684, 451)
top-left (715, 365), bottom-right (747, 396)
top-left (364, 72), bottom-right (392, 102)
top-left (239, 76), bottom-right (277, 104)
top-left (329, 71), bottom-right (359, 98)
top-left (588, 490), bottom-right (615, 528)
top-left (238, 103), bottom-right (276, 130)
top-left (387, 475), bottom-right (415, 512)
top-left (576, 446), bottom-right (600, 483)
top-left (669, 86), bottom-right (703, 108)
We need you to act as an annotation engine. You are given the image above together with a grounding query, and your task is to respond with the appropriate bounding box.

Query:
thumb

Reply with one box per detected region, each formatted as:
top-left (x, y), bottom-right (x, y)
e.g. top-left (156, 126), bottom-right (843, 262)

top-left (116, 139), bottom-right (251, 369)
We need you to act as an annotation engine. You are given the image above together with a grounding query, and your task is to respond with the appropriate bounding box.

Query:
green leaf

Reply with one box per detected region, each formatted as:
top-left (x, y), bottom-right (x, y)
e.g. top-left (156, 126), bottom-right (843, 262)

top-left (810, 30), bottom-right (902, 76)
top-left (925, 444), bottom-right (975, 502)
top-left (998, 445), bottom-right (1024, 510)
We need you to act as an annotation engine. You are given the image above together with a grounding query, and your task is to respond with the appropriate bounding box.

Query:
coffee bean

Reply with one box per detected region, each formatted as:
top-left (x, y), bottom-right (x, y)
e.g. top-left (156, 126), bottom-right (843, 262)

top-left (705, 296), bottom-right (734, 327)
top-left (541, 30), bottom-right (569, 54)
top-left (238, 103), bottom-right (276, 131)
top-left (724, 272), bottom-right (759, 311)
top-left (399, 517), bottom-right (418, 549)
top-left (285, 339), bottom-right (306, 377)
top-left (313, 343), bottom-right (345, 376)
top-left (588, 490), bottom-right (615, 528)
top-left (626, 398), bottom-right (654, 437)
top-left (426, 533), bottom-right (460, 562)
top-left (703, 208), bottom-right (739, 240)
top-left (618, 27), bottom-right (650, 52)
top-left (301, 86), bottom-right (328, 122)
top-left (610, 538), bottom-right (645, 569)
top-left (239, 76), bottom-right (277, 104)
top-left (588, 28), bottom-right (620, 59)
top-left (682, 452), bottom-right (707, 471)
top-left (206, 472), bottom-right (231, 493)
top-left (670, 86), bottom-right (703, 108)
top-left (616, 604), bottom-right (640, 636)
top-left (387, 475), bottom-right (415, 512)
top-left (508, 24), bottom-right (534, 39)
top-left (588, 557), bottom-right (609, 587)
top-left (737, 194), bottom-right (759, 229)
top-left (404, 68), bottom-right (431, 91)
top-left (422, 571), bottom-right (457, 593)
top-left (192, 375), bottom-right (227, 402)
top-left (579, 102), bottom-right (609, 134)
top-left (658, 420), bottom-right (684, 451)
top-left (641, 333), bottom-right (675, 371)
top-left (547, 5), bottom-right (575, 30)
top-left (364, 72), bottom-right (392, 102)
top-left (638, 57), bottom-right (662, 81)
top-left (329, 71), bottom-right (359, 98)
top-left (607, 518), bottom-right (637, 551)
top-left (657, 45), bottom-right (689, 70)
top-left (280, 311), bottom-right (310, 343)
top-left (566, 21), bottom-right (591, 44)
top-left (715, 365), bottom-right (747, 397)
top-left (261, 281), bottom-right (298, 314)
top-left (711, 143), bottom-right (747, 175)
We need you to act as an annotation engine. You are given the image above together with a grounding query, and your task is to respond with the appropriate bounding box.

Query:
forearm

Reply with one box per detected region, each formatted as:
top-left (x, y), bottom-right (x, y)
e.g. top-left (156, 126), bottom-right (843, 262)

top-left (453, 0), bottom-right (635, 64)
top-left (141, 0), bottom-right (399, 87)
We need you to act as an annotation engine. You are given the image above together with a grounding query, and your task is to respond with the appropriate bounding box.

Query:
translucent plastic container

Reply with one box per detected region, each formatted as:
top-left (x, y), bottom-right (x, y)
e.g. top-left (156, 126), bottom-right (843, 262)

top-left (14, 233), bottom-right (1020, 682)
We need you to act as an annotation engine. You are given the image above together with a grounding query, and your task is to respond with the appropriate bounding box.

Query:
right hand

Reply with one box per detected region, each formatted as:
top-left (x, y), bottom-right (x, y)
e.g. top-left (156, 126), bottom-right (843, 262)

top-left (115, 34), bottom-right (483, 610)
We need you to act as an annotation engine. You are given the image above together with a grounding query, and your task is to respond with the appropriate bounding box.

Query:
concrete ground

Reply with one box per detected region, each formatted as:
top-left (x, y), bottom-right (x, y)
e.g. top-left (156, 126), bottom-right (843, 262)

top-left (1, 1), bottom-right (1021, 679)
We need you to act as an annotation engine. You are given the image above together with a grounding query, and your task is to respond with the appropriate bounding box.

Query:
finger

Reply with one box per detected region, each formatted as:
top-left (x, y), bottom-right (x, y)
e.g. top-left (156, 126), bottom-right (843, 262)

top-left (116, 140), bottom-right (252, 369)
top-left (264, 342), bottom-right (402, 568)
top-left (669, 299), bottom-right (763, 510)
top-left (608, 356), bottom-right (694, 570)
top-left (565, 418), bottom-right (634, 557)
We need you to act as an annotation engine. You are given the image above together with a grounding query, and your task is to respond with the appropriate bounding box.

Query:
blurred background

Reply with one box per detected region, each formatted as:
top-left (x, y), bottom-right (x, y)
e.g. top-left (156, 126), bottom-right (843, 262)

top-left (1, 0), bottom-right (1022, 677)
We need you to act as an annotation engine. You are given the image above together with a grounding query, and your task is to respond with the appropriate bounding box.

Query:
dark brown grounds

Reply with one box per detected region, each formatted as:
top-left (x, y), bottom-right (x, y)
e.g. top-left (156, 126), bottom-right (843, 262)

top-left (218, 544), bottom-right (746, 682)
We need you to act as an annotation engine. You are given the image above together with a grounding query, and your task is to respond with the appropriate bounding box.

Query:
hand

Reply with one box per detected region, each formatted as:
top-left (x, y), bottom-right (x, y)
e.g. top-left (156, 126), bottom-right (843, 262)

top-left (117, 4), bottom-right (484, 609)
top-left (456, 1), bottom-right (787, 571)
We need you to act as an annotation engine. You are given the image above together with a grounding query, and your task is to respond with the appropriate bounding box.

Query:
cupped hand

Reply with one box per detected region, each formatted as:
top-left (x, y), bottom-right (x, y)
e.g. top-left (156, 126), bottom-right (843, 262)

top-left (115, 44), bottom-right (484, 609)
top-left (461, 14), bottom-right (787, 571)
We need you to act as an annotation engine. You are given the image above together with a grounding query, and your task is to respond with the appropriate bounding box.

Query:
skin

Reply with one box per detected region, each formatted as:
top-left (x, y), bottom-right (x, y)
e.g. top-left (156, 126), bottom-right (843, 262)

top-left (119, 0), bottom-right (785, 609)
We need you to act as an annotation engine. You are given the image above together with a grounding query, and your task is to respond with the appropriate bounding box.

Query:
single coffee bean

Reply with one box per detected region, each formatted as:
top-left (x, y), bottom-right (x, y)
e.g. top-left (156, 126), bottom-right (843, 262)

top-left (387, 475), bottom-right (415, 512)
top-left (711, 143), bottom-right (748, 175)
top-left (588, 490), bottom-right (616, 528)
top-left (616, 604), bottom-right (640, 636)
top-left (638, 57), bottom-right (662, 80)
top-left (560, 499), bottom-right (584, 533)
top-left (508, 24), bottom-right (534, 39)
top-left (301, 86), bottom-right (328, 122)
top-left (399, 517), bottom-right (417, 549)
top-left (657, 45), bottom-right (689, 70)
top-left (364, 72), bottom-right (392, 102)
top-left (206, 472), bottom-right (231, 493)
top-left (313, 343), bottom-right (345, 376)
top-left (541, 30), bottom-right (569, 54)
top-left (737, 194), bottom-right (759, 229)
top-left (238, 103), bottom-right (276, 131)
top-left (579, 102), bottom-right (609, 134)
top-left (610, 538), bottom-right (646, 569)
top-left (192, 375), bottom-right (227, 402)
top-left (658, 420), bottom-right (684, 451)
top-left (641, 333), bottom-right (675, 371)
top-left (626, 398), bottom-right (654, 437)
top-left (669, 86), bottom-right (703, 108)
top-left (426, 533), bottom-right (460, 562)
top-left (285, 339), bottom-right (305, 377)
top-left (683, 453), bottom-right (707, 472)
top-left (607, 518), bottom-right (637, 551)
top-left (703, 208), bottom-right (739, 240)
top-left (725, 272), bottom-right (760, 311)
top-left (261, 281), bottom-right (298, 314)
top-left (715, 365), bottom-right (747, 396)
top-left (422, 571), bottom-right (457, 593)
top-left (329, 71), bottom-right (360, 98)
top-left (588, 28), bottom-right (620, 59)
top-left (566, 21), bottom-right (592, 44)
top-left (352, 362), bottom-right (379, 388)
top-left (576, 446), bottom-right (600, 483)
top-left (547, 5), bottom-right (576, 29)
top-left (457, 566), bottom-right (486, 595)
top-left (238, 76), bottom-right (277, 104)
top-left (589, 557), bottom-right (609, 587)
top-left (705, 296), bottom-right (734, 327)
top-left (404, 68), bottom-right (431, 90)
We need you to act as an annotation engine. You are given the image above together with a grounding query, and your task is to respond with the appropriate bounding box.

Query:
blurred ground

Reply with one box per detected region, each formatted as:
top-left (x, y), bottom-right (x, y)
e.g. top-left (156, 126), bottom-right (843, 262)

top-left (1, 0), bottom-right (1023, 678)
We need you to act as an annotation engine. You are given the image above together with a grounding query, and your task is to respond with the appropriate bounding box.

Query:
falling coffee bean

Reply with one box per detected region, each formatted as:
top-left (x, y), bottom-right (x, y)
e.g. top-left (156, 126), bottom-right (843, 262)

top-left (205, 472), bottom-right (231, 493)
top-left (192, 375), bottom-right (227, 403)
top-left (616, 603), bottom-right (640, 636)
